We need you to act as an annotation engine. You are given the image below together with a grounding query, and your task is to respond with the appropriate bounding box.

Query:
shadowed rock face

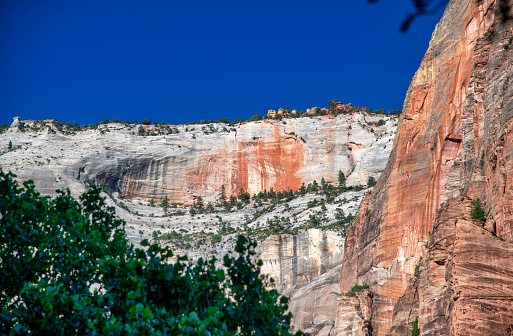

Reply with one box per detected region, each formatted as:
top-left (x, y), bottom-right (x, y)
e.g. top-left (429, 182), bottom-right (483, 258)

top-left (1, 113), bottom-right (396, 205)
top-left (334, 0), bottom-right (513, 335)
top-left (258, 229), bottom-right (345, 334)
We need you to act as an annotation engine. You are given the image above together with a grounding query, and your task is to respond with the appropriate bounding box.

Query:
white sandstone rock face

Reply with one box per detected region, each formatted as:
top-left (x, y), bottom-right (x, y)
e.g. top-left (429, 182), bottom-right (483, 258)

top-left (0, 113), bottom-right (396, 205)
top-left (258, 229), bottom-right (344, 294)
top-left (0, 113), bottom-right (397, 336)
top-left (257, 229), bottom-right (345, 333)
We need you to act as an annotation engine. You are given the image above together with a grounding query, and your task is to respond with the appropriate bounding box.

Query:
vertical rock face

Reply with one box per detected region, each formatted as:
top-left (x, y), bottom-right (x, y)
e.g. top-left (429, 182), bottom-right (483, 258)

top-left (389, 197), bottom-right (513, 336)
top-left (336, 0), bottom-right (513, 335)
top-left (258, 229), bottom-right (345, 334)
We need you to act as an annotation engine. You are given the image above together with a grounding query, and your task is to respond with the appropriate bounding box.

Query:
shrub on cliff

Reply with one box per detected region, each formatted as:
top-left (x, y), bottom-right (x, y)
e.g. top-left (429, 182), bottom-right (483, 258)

top-left (470, 198), bottom-right (486, 221)
top-left (411, 318), bottom-right (420, 336)
top-left (344, 283), bottom-right (369, 297)
top-left (0, 170), bottom-right (303, 335)
top-left (367, 176), bottom-right (377, 188)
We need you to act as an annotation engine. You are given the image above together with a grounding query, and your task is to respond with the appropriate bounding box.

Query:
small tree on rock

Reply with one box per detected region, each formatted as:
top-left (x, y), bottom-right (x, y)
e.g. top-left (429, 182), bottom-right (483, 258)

top-left (161, 196), bottom-right (169, 215)
top-left (338, 170), bottom-right (346, 188)
top-left (367, 176), bottom-right (377, 188)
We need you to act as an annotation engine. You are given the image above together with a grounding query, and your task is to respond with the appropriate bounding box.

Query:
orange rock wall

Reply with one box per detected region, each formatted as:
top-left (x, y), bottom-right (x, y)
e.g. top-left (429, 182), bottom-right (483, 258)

top-left (336, 0), bottom-right (513, 335)
top-left (92, 114), bottom-right (394, 205)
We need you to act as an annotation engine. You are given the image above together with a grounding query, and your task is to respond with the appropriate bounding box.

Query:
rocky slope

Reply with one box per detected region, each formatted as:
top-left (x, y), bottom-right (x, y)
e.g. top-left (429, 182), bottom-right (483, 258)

top-left (333, 0), bottom-right (513, 335)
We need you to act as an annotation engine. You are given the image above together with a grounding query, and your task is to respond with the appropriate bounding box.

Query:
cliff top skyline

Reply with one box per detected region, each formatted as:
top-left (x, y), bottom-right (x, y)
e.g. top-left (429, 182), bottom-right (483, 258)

top-left (1, 0), bottom-right (443, 126)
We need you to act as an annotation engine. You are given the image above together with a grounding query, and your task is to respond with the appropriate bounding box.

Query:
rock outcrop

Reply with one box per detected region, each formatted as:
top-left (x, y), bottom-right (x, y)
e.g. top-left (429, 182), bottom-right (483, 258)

top-left (258, 229), bottom-right (345, 333)
top-left (334, 0), bottom-right (513, 335)
top-left (0, 113), bottom-right (395, 205)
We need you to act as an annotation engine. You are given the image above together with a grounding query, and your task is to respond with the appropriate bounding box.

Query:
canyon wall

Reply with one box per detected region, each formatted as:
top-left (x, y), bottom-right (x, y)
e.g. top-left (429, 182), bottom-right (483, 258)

top-left (334, 0), bottom-right (513, 335)
top-left (1, 113), bottom-right (395, 205)
top-left (258, 229), bottom-right (345, 334)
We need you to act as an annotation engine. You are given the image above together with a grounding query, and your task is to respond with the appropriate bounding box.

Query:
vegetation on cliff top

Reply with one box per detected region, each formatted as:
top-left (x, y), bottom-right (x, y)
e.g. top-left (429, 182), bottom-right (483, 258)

top-left (2, 100), bottom-right (400, 135)
top-left (0, 170), bottom-right (304, 335)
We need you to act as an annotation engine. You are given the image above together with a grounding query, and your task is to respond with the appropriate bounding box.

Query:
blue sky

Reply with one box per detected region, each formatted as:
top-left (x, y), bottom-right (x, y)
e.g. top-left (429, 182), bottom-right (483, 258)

top-left (1, 0), bottom-right (445, 126)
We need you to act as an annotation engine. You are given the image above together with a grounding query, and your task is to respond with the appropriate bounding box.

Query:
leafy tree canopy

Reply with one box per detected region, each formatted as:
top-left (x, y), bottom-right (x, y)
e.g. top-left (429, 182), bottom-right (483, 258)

top-left (0, 170), bottom-right (302, 335)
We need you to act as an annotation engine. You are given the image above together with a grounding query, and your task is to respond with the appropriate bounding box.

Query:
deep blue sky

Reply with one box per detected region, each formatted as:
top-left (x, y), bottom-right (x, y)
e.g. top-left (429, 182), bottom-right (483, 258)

top-left (1, 0), bottom-right (445, 126)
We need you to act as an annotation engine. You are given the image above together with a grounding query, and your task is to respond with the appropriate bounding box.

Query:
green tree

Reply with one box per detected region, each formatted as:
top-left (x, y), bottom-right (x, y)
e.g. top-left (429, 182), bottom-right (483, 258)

top-left (248, 113), bottom-right (261, 122)
top-left (0, 170), bottom-right (303, 335)
top-left (411, 318), bottom-right (420, 336)
top-left (367, 176), bottom-right (377, 188)
top-left (338, 170), bottom-right (346, 188)
top-left (149, 198), bottom-right (155, 207)
top-left (102, 118), bottom-right (110, 124)
top-left (470, 198), bottom-right (486, 221)
top-left (8, 141), bottom-right (12, 151)
top-left (161, 196), bottom-right (169, 215)
top-left (327, 99), bottom-right (338, 113)
top-left (218, 184), bottom-right (226, 203)
top-left (141, 119), bottom-right (151, 125)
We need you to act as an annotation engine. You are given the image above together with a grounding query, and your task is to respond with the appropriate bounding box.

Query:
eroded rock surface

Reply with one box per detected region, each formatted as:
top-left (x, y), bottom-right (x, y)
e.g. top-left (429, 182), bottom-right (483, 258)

top-left (336, 0), bottom-right (513, 335)
top-left (258, 229), bottom-right (345, 334)
top-left (0, 113), bottom-right (396, 206)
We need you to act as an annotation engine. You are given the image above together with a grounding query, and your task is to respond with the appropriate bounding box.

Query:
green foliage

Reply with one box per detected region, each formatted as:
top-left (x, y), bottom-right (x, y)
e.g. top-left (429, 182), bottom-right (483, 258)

top-left (344, 283), bottom-right (369, 297)
top-left (411, 318), bottom-right (420, 336)
top-left (218, 184), bottom-right (226, 202)
top-left (414, 256), bottom-right (422, 278)
top-left (160, 196), bottom-right (169, 214)
top-left (0, 123), bottom-right (8, 134)
top-left (470, 198), bottom-right (486, 221)
top-left (367, 176), bottom-right (377, 188)
top-left (141, 119), bottom-right (151, 125)
top-left (377, 119), bottom-right (385, 126)
top-left (338, 170), bottom-right (346, 188)
top-left (248, 113), bottom-right (261, 122)
top-left (8, 140), bottom-right (12, 151)
top-left (0, 170), bottom-right (303, 335)
top-left (327, 99), bottom-right (338, 113)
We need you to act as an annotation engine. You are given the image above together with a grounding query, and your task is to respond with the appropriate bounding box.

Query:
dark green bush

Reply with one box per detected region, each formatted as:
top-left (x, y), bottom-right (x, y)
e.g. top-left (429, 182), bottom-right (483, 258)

top-left (367, 176), bottom-right (377, 188)
top-left (411, 318), bottom-right (420, 336)
top-left (470, 198), bottom-right (486, 221)
top-left (344, 283), bottom-right (369, 297)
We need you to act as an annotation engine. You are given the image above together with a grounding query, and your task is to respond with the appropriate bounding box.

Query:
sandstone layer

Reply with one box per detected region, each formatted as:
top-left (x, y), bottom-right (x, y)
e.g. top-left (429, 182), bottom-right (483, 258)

top-left (334, 0), bottom-right (513, 335)
top-left (1, 113), bottom-right (395, 205)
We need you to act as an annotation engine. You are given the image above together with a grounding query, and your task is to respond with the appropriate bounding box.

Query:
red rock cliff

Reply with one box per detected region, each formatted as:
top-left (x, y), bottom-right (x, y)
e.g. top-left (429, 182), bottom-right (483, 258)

top-left (335, 0), bottom-right (513, 335)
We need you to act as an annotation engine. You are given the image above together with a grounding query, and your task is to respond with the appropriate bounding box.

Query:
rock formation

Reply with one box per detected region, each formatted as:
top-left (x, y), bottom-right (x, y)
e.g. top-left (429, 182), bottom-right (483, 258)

top-left (1, 113), bottom-right (392, 336)
top-left (258, 229), bottom-right (345, 333)
top-left (0, 113), bottom-right (395, 205)
top-left (333, 0), bottom-right (513, 335)
top-left (4, 0), bottom-right (512, 333)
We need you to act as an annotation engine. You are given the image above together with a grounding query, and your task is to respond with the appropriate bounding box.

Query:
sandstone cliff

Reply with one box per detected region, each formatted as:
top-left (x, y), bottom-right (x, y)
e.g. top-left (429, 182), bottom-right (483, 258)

top-left (1, 113), bottom-right (395, 205)
top-left (334, 0), bottom-right (513, 335)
